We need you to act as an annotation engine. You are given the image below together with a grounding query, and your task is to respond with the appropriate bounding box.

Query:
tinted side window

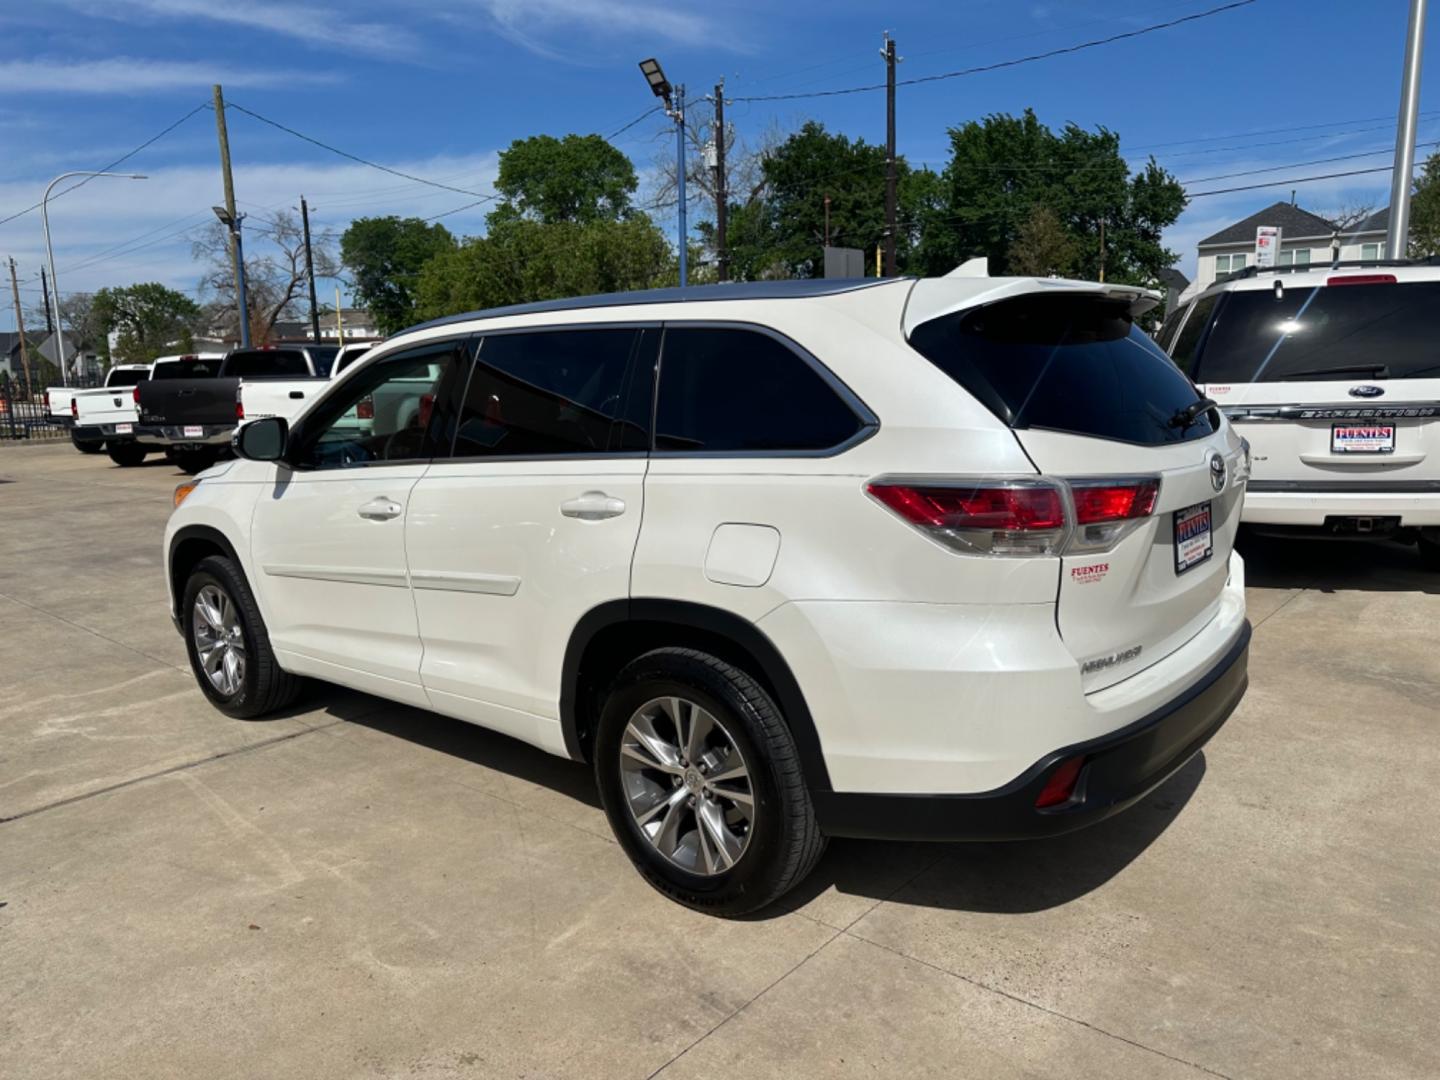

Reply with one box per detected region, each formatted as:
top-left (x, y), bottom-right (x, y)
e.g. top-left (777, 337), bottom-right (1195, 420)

top-left (655, 327), bottom-right (863, 453)
top-left (452, 328), bottom-right (643, 458)
top-left (1169, 293), bottom-right (1220, 376)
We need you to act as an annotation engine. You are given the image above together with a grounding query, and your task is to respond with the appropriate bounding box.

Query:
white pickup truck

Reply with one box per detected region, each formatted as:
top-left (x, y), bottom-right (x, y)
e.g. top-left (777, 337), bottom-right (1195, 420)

top-left (48, 365), bottom-right (149, 455)
top-left (136, 344), bottom-right (340, 473)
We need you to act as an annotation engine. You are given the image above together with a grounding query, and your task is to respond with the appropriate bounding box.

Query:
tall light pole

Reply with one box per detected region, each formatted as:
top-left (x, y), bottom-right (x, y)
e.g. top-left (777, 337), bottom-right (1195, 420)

top-left (1388, 0), bottom-right (1429, 259)
top-left (213, 206), bottom-right (251, 348)
top-left (42, 170), bottom-right (146, 386)
top-left (639, 58), bottom-right (687, 288)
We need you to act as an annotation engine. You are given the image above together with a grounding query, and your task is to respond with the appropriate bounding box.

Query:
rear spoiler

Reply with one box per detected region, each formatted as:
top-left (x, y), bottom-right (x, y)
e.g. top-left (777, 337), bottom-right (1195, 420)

top-left (903, 273), bottom-right (1162, 335)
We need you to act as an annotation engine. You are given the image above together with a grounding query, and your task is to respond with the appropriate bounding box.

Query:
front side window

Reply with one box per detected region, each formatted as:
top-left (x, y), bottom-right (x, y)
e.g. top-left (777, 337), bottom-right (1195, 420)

top-left (452, 328), bottom-right (649, 458)
top-left (1192, 281), bottom-right (1440, 383)
top-left (654, 327), bottom-right (865, 453)
top-left (293, 342), bottom-right (464, 469)
top-left (909, 294), bottom-right (1216, 446)
top-left (1169, 293), bottom-right (1221, 376)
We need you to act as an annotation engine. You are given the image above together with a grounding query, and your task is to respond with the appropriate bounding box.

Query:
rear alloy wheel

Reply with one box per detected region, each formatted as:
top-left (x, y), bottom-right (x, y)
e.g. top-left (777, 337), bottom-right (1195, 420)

top-left (70, 432), bottom-right (103, 454)
top-left (594, 647), bottom-right (825, 916)
top-left (182, 555), bottom-right (301, 718)
top-left (106, 442), bottom-right (148, 467)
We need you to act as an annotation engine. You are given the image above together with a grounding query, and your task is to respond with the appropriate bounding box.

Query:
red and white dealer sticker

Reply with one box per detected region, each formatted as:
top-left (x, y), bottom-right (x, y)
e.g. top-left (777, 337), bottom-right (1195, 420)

top-left (1070, 562), bottom-right (1109, 584)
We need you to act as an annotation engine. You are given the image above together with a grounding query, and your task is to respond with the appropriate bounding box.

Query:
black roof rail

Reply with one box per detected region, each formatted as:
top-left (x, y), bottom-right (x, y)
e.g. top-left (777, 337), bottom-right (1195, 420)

top-left (1220, 255), bottom-right (1440, 282)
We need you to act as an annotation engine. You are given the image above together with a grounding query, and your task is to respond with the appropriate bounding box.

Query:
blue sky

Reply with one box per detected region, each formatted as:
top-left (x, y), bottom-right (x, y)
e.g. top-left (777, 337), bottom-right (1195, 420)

top-left (2, 0), bottom-right (1437, 332)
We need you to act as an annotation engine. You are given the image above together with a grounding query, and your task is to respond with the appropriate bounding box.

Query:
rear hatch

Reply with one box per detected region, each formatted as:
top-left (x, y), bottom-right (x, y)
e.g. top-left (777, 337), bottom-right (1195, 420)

top-left (1181, 274), bottom-right (1440, 489)
top-left (908, 287), bottom-right (1244, 691)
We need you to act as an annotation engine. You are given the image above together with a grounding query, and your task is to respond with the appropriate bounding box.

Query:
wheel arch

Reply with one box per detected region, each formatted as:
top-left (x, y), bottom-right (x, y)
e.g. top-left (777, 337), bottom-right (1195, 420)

top-left (168, 524), bottom-right (244, 623)
top-left (561, 599), bottom-right (832, 793)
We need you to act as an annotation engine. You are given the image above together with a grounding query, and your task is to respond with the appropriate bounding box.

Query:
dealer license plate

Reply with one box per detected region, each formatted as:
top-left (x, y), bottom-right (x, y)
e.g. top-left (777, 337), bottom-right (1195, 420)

top-left (115, 423), bottom-right (133, 434)
top-left (1331, 423), bottom-right (1394, 454)
top-left (1174, 501), bottom-right (1213, 575)
top-left (183, 425), bottom-right (204, 438)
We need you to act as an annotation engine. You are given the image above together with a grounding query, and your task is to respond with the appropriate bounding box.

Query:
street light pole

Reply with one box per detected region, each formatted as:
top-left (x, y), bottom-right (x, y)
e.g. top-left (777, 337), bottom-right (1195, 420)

top-left (674, 84), bottom-right (687, 288)
top-left (1387, 0), bottom-right (1429, 259)
top-left (41, 170), bottom-right (146, 386)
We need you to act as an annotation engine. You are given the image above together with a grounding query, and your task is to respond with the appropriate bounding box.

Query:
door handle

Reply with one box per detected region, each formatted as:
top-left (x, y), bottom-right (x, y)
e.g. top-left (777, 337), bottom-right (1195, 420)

top-left (560, 491), bottom-right (626, 521)
top-left (289, 391), bottom-right (304, 400)
top-left (357, 497), bottom-right (403, 521)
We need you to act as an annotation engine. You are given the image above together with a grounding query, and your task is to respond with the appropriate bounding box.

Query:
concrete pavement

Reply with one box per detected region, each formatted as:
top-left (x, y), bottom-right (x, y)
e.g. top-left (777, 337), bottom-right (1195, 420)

top-left (2, 441), bottom-right (1437, 1079)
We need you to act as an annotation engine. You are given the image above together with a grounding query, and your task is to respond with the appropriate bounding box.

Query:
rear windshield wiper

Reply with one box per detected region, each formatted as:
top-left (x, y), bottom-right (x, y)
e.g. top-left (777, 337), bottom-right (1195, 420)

top-left (1282, 363), bottom-right (1391, 379)
top-left (1169, 397), bottom-right (1218, 430)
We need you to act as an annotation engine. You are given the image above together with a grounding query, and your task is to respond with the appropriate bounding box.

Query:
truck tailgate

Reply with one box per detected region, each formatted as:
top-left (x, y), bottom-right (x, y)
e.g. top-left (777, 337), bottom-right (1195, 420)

top-left (139, 378), bottom-right (241, 427)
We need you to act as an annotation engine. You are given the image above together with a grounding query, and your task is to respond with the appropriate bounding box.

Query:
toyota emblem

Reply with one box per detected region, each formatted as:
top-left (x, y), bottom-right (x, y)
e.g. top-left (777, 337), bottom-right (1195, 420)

top-left (1349, 385), bottom-right (1385, 398)
top-left (1208, 451), bottom-right (1226, 492)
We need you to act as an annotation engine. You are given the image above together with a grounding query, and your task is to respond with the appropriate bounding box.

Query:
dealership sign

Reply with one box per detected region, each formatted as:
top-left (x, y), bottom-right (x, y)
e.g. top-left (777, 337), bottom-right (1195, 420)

top-left (1255, 225), bottom-right (1281, 268)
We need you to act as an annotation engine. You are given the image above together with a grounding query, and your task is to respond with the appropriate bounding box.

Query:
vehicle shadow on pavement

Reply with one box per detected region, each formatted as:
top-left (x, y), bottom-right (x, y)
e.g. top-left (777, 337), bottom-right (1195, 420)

top-left (773, 754), bottom-right (1207, 918)
top-left (1237, 530), bottom-right (1439, 595)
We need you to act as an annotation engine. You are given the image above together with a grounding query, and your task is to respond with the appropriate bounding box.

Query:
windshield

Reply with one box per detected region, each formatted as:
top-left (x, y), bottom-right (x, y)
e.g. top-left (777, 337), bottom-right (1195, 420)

top-left (1195, 281), bottom-right (1440, 382)
top-left (909, 294), bottom-right (1216, 446)
top-left (152, 358), bottom-right (223, 379)
top-left (104, 368), bottom-right (149, 387)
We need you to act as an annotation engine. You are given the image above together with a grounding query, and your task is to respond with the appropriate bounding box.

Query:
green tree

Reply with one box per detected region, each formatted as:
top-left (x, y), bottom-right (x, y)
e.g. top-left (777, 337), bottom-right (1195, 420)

top-left (92, 283), bottom-right (201, 364)
top-left (1409, 149), bottom-right (1440, 257)
top-left (1008, 205), bottom-right (1078, 277)
top-left (340, 216), bottom-right (456, 335)
top-left (491, 133), bottom-right (638, 225)
top-left (916, 109), bottom-right (1185, 284)
top-left (695, 121), bottom-right (937, 280)
top-left (413, 215), bottom-right (673, 319)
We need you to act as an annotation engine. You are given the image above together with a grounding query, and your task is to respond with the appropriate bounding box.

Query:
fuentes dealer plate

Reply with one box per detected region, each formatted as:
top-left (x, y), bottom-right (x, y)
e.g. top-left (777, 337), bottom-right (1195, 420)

top-left (1174, 501), bottom-right (1213, 575)
top-left (1331, 423), bottom-right (1395, 454)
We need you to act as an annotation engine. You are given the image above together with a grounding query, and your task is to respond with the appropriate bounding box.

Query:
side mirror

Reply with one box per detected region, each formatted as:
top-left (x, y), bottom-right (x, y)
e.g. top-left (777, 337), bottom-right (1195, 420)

top-left (233, 416), bottom-right (288, 461)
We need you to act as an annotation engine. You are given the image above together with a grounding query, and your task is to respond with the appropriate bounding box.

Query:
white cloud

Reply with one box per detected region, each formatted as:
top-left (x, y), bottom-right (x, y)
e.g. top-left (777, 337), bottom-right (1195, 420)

top-left (0, 58), bottom-right (337, 94)
top-left (0, 153), bottom-right (499, 304)
top-left (463, 0), bottom-right (715, 58)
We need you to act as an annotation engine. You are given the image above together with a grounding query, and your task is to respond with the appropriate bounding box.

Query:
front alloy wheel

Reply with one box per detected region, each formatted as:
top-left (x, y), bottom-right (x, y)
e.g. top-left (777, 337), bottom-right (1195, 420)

top-left (192, 583), bottom-right (246, 696)
top-left (620, 696), bottom-right (755, 876)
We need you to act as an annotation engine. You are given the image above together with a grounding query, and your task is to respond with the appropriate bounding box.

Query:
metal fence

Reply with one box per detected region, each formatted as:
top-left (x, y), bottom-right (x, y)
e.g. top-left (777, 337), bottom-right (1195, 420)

top-left (0, 380), bottom-right (71, 443)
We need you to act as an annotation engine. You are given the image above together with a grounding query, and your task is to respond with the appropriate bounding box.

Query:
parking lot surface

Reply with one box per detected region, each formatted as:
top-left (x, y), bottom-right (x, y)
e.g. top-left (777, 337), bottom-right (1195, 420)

top-left (2, 441), bottom-right (1437, 1079)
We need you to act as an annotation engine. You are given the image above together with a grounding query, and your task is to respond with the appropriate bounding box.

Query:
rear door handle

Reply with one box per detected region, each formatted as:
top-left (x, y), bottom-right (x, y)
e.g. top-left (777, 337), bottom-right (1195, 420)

top-left (289, 391), bottom-right (304, 399)
top-left (560, 491), bottom-right (626, 521)
top-left (357, 497), bottom-right (403, 521)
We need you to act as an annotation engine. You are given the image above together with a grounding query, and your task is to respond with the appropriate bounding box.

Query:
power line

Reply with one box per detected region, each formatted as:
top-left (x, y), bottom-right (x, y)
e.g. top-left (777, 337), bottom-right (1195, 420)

top-left (0, 101), bottom-right (210, 229)
top-left (728, 1), bottom-right (1258, 103)
top-left (606, 105), bottom-right (663, 141)
top-left (224, 101), bottom-right (496, 200)
top-left (1129, 109), bottom-right (1440, 153)
top-left (1187, 165), bottom-right (1401, 198)
top-left (1179, 141), bottom-right (1440, 185)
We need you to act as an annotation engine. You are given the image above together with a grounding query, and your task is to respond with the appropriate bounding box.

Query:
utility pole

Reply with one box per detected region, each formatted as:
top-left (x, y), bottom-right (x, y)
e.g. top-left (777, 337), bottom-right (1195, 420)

top-left (40, 266), bottom-right (55, 335)
top-left (300, 196), bottom-right (321, 342)
top-left (212, 84), bottom-right (246, 341)
top-left (1387, 0), bottom-right (1428, 259)
top-left (824, 195), bottom-right (831, 247)
top-left (1098, 218), bottom-right (1106, 283)
top-left (8, 258), bottom-right (34, 400)
top-left (712, 79), bottom-right (728, 282)
top-left (882, 33), bottom-right (898, 277)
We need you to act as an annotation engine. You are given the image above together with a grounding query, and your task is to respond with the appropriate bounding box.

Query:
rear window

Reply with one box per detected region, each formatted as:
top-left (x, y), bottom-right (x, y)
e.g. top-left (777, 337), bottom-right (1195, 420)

top-left (909, 295), bottom-right (1216, 446)
top-left (1193, 281), bottom-right (1440, 383)
top-left (307, 345), bottom-right (340, 376)
top-left (152, 358), bottom-right (223, 379)
top-left (104, 368), bottom-right (149, 387)
top-left (222, 350), bottom-right (312, 378)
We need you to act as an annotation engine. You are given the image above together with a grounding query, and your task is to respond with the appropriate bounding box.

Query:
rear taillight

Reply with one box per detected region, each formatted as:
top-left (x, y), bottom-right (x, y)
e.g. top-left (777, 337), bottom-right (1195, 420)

top-left (1035, 756), bottom-right (1086, 809)
top-left (418, 392), bottom-right (435, 429)
top-left (867, 475), bottom-right (1160, 558)
top-left (356, 397), bottom-right (375, 420)
top-left (235, 387), bottom-right (244, 421)
top-left (44, 391), bottom-right (50, 409)
top-left (133, 386), bottom-right (141, 404)
top-left (866, 479), bottom-right (1067, 556)
top-left (1327, 274), bottom-right (1396, 286)
top-left (71, 398), bottom-right (78, 419)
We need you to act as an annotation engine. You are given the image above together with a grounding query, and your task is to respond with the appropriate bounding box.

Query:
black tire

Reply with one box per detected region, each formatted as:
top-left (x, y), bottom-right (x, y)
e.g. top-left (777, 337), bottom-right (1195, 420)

top-left (71, 432), bottom-right (104, 454)
top-left (106, 442), bottom-right (148, 467)
top-left (594, 647), bottom-right (826, 916)
top-left (1419, 531), bottom-right (1440, 571)
top-left (173, 448), bottom-right (220, 475)
top-left (181, 555), bottom-right (301, 719)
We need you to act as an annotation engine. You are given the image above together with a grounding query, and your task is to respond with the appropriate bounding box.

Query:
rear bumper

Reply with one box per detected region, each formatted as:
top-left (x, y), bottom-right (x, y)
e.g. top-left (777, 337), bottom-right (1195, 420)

top-left (73, 423), bottom-right (136, 442)
top-left (136, 424), bottom-right (234, 447)
top-left (1243, 481), bottom-right (1440, 526)
top-left (50, 416), bottom-right (75, 430)
top-left (814, 621), bottom-right (1250, 841)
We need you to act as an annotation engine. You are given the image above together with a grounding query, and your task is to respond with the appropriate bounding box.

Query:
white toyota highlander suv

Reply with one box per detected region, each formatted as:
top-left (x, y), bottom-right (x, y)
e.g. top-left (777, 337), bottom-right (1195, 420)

top-left (165, 273), bottom-right (1251, 915)
top-left (1161, 260), bottom-right (1440, 565)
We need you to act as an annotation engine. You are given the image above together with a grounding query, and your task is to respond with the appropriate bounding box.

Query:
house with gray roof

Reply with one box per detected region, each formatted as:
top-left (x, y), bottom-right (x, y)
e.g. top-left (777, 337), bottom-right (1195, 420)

top-left (1192, 201), bottom-right (1390, 294)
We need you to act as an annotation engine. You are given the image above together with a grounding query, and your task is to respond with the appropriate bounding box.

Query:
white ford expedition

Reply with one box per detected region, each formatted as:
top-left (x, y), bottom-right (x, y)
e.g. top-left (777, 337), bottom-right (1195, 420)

top-left (1162, 261), bottom-right (1440, 567)
top-left (164, 275), bottom-right (1251, 915)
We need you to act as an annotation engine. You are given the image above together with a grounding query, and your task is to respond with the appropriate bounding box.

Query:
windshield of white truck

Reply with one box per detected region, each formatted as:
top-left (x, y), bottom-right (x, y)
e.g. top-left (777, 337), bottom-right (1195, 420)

top-left (153, 359), bottom-right (223, 379)
top-left (1193, 281), bottom-right (1440, 383)
top-left (104, 369), bottom-right (149, 387)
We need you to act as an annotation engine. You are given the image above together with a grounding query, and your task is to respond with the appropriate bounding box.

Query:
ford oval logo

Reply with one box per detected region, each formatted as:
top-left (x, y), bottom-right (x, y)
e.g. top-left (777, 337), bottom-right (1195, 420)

top-left (1208, 451), bottom-right (1226, 493)
top-left (1349, 385), bottom-right (1385, 398)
